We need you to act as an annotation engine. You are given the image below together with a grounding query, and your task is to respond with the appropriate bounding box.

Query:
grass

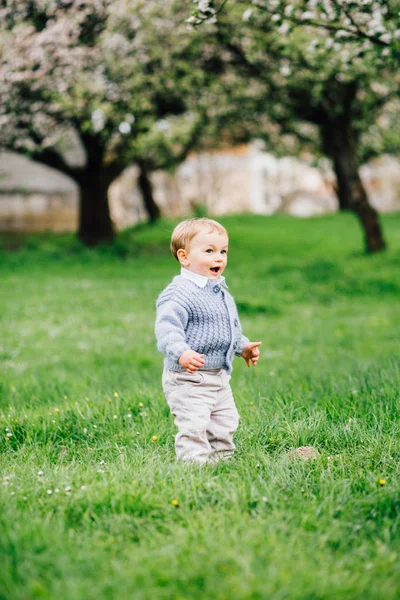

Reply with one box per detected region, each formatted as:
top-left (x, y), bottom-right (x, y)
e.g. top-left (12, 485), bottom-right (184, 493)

top-left (1, 212), bottom-right (400, 600)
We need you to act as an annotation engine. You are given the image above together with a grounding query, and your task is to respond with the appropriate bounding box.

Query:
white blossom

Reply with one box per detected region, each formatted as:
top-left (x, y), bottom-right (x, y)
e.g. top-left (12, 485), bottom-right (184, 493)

top-left (119, 121), bottom-right (131, 134)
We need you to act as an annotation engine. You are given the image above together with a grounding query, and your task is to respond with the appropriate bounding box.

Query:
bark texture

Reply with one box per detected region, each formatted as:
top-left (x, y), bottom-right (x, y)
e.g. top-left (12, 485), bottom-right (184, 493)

top-left (321, 119), bottom-right (386, 253)
top-left (77, 167), bottom-right (115, 246)
top-left (138, 162), bottom-right (160, 223)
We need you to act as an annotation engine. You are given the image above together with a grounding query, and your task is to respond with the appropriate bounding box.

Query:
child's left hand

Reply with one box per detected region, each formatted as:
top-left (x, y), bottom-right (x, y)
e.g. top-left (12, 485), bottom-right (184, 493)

top-left (241, 341), bottom-right (262, 367)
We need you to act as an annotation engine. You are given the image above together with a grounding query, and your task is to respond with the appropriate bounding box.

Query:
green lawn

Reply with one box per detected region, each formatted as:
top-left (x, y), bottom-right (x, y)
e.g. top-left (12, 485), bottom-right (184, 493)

top-left (1, 213), bottom-right (400, 600)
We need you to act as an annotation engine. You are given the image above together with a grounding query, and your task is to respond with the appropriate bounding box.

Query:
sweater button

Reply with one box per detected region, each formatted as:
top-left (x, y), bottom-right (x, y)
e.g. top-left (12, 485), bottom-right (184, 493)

top-left (213, 285), bottom-right (221, 293)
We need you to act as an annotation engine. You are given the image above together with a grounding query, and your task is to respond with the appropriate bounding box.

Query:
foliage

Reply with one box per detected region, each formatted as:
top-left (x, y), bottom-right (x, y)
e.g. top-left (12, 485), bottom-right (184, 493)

top-left (0, 1), bottom-right (208, 172)
top-left (188, 0), bottom-right (400, 161)
top-left (190, 0), bottom-right (400, 59)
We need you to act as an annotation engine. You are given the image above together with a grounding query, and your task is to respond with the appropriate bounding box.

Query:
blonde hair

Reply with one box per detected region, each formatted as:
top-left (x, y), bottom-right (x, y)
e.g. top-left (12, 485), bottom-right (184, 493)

top-left (170, 217), bottom-right (228, 261)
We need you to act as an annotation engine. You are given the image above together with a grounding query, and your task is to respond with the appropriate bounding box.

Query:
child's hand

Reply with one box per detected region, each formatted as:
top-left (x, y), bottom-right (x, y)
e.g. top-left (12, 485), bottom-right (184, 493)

top-left (241, 341), bottom-right (262, 367)
top-left (178, 349), bottom-right (205, 373)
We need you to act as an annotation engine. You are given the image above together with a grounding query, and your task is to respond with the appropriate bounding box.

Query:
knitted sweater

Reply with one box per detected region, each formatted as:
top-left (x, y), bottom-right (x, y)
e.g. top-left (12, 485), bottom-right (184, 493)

top-left (155, 274), bottom-right (248, 373)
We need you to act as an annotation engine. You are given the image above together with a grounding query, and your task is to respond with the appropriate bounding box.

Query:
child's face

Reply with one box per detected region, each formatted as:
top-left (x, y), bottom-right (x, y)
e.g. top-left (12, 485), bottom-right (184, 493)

top-left (178, 228), bottom-right (229, 280)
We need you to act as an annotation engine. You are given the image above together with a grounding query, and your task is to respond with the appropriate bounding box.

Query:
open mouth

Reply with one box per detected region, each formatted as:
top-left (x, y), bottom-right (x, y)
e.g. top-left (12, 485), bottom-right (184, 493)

top-left (210, 267), bottom-right (220, 274)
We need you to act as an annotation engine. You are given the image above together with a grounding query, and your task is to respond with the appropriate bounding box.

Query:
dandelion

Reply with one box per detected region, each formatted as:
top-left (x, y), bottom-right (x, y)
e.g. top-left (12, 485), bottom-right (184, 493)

top-left (108, 398), bottom-right (112, 403)
top-left (55, 408), bottom-right (60, 413)
top-left (171, 499), bottom-right (179, 507)
top-left (250, 401), bottom-right (254, 406)
top-left (64, 396), bottom-right (68, 400)
top-left (139, 402), bottom-right (144, 408)
top-left (379, 479), bottom-right (386, 486)
top-left (114, 392), bottom-right (119, 398)
top-left (152, 435), bottom-right (158, 441)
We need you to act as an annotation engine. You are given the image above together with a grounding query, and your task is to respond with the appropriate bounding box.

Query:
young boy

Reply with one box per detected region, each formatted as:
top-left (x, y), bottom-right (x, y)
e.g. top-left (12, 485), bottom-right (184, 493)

top-left (155, 217), bottom-right (261, 465)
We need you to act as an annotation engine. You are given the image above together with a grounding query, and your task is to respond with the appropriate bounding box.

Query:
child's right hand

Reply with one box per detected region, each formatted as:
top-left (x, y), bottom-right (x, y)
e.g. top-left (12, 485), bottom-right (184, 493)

top-left (178, 349), bottom-right (205, 373)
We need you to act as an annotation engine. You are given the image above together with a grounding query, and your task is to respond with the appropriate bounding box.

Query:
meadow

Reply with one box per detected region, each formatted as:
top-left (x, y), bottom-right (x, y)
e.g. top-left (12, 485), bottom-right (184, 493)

top-left (1, 213), bottom-right (400, 600)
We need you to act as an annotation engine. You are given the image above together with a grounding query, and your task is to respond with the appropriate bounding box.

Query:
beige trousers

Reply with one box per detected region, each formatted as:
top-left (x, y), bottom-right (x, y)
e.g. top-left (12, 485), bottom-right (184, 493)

top-left (162, 368), bottom-right (239, 465)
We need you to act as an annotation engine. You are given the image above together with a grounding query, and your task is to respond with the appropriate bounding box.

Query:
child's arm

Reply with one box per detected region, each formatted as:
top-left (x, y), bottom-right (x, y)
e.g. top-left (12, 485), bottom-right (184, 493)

top-left (155, 299), bottom-right (191, 364)
top-left (232, 310), bottom-right (261, 367)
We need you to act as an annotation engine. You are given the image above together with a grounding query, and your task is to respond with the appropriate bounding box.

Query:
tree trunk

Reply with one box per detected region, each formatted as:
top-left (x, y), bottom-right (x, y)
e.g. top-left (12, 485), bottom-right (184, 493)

top-left (321, 120), bottom-right (386, 253)
top-left (137, 162), bottom-right (160, 223)
top-left (77, 168), bottom-right (115, 246)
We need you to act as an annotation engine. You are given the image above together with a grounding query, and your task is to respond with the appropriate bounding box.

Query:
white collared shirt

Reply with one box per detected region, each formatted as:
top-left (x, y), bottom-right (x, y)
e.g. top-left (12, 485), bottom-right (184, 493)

top-left (180, 267), bottom-right (228, 289)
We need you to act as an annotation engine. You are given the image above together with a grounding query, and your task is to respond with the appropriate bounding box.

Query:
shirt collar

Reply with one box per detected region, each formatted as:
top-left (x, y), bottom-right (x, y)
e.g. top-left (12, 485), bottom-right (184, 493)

top-left (181, 267), bottom-right (228, 289)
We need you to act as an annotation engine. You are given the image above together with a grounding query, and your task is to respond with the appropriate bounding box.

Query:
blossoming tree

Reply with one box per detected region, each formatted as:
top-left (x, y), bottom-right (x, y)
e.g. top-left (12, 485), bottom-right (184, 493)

top-left (188, 0), bottom-right (400, 252)
top-left (0, 0), bottom-right (208, 244)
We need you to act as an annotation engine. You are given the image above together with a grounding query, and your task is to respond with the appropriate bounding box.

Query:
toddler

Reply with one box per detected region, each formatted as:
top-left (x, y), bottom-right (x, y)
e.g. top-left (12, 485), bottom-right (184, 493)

top-left (155, 218), bottom-right (261, 465)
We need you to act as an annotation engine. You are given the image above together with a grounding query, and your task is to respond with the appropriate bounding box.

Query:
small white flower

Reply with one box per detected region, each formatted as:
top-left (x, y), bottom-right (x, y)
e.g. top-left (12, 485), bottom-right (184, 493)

top-left (126, 413), bottom-right (132, 418)
top-left (83, 428), bottom-right (88, 434)
top-left (242, 8), bottom-right (252, 21)
top-left (99, 460), bottom-right (105, 465)
top-left (47, 489), bottom-right (53, 495)
top-left (156, 119), bottom-right (169, 131)
top-left (11, 491), bottom-right (15, 496)
top-left (113, 415), bottom-right (117, 419)
top-left (55, 488), bottom-right (59, 493)
top-left (65, 486), bottom-right (72, 492)
top-left (37, 470), bottom-right (44, 476)
top-left (97, 468), bottom-right (104, 473)
top-left (119, 121), bottom-right (131, 135)
top-left (81, 485), bottom-right (86, 490)
top-left (6, 432), bottom-right (12, 437)
top-left (93, 425), bottom-right (97, 429)
top-left (91, 109), bottom-right (106, 133)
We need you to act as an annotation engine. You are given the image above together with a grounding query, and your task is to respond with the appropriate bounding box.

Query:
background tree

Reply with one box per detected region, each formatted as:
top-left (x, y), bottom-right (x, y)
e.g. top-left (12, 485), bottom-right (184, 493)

top-left (0, 0), bottom-right (209, 244)
top-left (188, 0), bottom-right (400, 252)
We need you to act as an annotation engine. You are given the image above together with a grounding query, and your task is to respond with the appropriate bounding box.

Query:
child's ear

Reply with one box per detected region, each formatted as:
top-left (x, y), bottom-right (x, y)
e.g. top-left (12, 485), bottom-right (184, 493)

top-left (177, 248), bottom-right (189, 266)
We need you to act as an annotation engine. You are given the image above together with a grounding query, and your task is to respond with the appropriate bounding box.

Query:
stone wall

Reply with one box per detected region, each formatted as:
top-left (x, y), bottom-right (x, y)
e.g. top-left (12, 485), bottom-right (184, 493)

top-left (0, 151), bottom-right (78, 232)
top-left (1, 147), bottom-right (399, 234)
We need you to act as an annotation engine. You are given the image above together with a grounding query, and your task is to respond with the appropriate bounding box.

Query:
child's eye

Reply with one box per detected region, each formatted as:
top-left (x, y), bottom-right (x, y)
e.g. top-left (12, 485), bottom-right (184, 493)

top-left (221, 250), bottom-right (227, 255)
top-left (205, 249), bottom-right (213, 253)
